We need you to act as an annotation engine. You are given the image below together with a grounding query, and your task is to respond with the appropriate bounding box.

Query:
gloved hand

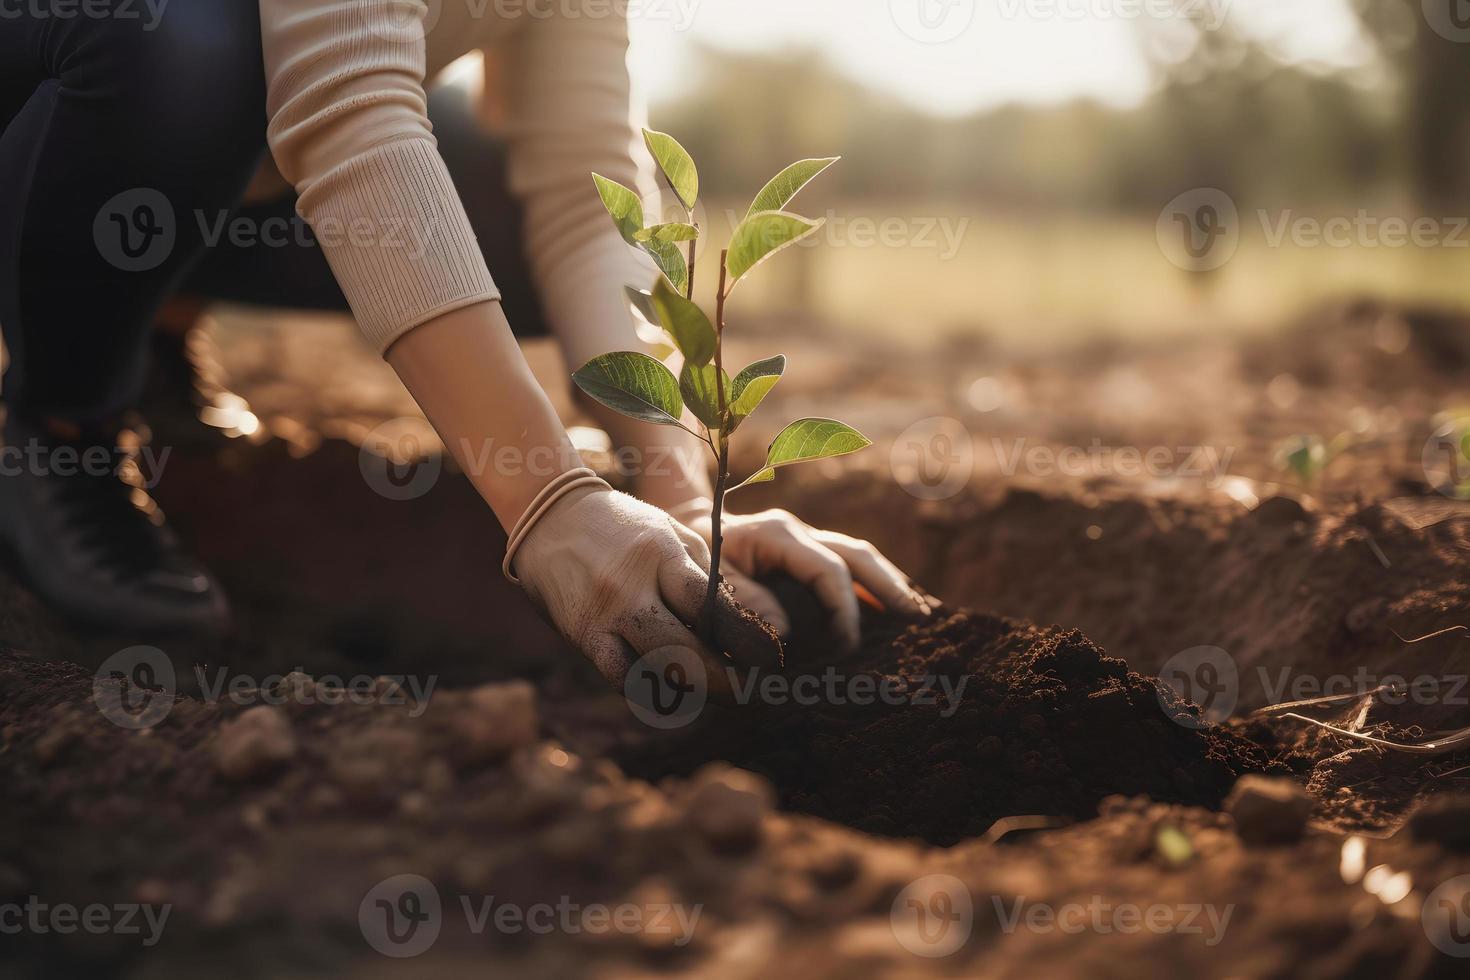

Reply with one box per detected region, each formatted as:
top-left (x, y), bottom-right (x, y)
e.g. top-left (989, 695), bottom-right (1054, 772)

top-left (678, 507), bottom-right (932, 652)
top-left (513, 485), bottom-right (780, 689)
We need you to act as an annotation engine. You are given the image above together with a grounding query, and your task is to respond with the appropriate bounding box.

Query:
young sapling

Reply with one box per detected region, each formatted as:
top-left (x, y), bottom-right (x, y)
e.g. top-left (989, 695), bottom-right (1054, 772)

top-left (574, 130), bottom-right (870, 643)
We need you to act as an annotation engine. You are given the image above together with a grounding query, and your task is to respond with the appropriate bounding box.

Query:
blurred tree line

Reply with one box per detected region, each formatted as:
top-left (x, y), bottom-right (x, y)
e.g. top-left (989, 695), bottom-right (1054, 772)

top-left (654, 1), bottom-right (1470, 214)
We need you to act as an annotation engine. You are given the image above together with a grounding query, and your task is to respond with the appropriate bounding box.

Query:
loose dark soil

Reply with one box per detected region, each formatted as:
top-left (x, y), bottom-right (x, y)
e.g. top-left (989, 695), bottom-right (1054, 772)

top-left (623, 605), bottom-right (1282, 845)
top-left (3, 300), bottom-right (1469, 976)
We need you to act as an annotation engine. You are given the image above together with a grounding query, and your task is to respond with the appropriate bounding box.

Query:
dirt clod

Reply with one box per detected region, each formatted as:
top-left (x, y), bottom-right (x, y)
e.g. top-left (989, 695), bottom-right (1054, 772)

top-left (1226, 775), bottom-right (1313, 846)
top-left (1406, 793), bottom-right (1470, 851)
top-left (682, 764), bottom-right (776, 854)
top-left (213, 706), bottom-right (296, 781)
top-left (442, 680), bottom-right (540, 766)
top-left (626, 610), bottom-right (1281, 845)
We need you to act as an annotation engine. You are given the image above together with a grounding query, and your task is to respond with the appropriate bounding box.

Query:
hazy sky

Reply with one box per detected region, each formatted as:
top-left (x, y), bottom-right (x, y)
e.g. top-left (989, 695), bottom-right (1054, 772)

top-left (628, 0), bottom-right (1373, 115)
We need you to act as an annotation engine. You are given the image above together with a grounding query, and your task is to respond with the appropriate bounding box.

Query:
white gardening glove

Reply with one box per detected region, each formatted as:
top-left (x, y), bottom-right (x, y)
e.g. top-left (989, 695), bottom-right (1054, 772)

top-left (514, 486), bottom-right (781, 688)
top-left (678, 507), bottom-right (933, 653)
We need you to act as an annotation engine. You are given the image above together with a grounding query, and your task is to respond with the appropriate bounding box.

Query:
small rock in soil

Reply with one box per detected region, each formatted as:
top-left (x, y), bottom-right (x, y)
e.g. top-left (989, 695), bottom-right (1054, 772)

top-left (442, 680), bottom-right (540, 766)
top-left (1226, 775), bottom-right (1312, 846)
top-left (272, 671), bottom-right (315, 710)
top-left (683, 765), bottom-right (775, 854)
top-left (1406, 793), bottom-right (1470, 851)
top-left (213, 706), bottom-right (296, 781)
top-left (1250, 495), bottom-right (1314, 527)
top-left (328, 727), bottom-right (422, 806)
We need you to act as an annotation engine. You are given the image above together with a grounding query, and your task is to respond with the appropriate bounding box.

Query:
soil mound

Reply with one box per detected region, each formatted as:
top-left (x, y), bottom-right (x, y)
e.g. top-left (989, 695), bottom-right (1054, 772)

top-left (623, 609), bottom-right (1282, 845)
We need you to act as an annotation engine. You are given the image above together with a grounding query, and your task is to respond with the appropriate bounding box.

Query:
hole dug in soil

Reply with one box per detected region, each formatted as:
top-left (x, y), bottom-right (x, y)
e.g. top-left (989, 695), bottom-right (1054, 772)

top-left (621, 592), bottom-right (1284, 846)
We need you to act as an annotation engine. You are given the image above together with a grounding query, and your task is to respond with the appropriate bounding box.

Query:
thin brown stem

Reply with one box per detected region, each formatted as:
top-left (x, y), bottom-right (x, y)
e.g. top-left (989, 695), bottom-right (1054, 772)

top-left (685, 235), bottom-right (697, 300)
top-left (699, 250), bottom-right (731, 643)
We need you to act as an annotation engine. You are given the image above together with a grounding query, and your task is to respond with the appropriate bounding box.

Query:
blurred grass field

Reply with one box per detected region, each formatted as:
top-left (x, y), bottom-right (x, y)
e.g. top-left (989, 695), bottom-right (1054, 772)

top-left (704, 201), bottom-right (1470, 350)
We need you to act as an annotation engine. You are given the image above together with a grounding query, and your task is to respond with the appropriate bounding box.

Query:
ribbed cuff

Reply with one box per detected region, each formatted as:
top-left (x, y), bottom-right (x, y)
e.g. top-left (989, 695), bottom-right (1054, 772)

top-left (297, 137), bottom-right (500, 353)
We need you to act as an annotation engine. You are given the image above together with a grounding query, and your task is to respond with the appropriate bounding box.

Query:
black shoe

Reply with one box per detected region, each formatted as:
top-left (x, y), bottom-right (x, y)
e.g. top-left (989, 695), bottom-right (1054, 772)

top-left (0, 414), bottom-right (230, 635)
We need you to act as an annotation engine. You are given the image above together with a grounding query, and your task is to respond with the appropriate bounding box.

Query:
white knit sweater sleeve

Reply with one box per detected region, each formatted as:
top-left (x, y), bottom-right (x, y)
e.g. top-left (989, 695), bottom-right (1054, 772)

top-left (498, 3), bottom-right (660, 371)
top-left (260, 0), bottom-right (500, 353)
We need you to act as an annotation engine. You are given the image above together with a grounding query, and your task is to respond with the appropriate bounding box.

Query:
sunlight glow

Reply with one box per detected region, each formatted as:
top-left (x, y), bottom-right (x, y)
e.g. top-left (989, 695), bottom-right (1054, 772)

top-left (629, 0), bottom-right (1370, 115)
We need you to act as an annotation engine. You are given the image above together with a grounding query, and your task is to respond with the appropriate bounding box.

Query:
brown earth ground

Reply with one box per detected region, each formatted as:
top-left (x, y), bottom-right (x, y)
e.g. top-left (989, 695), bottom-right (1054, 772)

top-left (2, 298), bottom-right (1469, 977)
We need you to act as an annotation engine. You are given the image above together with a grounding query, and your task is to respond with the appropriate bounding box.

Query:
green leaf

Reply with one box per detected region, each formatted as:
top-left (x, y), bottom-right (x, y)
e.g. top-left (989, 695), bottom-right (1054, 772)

top-left (650, 276), bottom-right (715, 367)
top-left (635, 222), bottom-right (699, 244)
top-left (747, 157), bottom-right (839, 219)
top-left (726, 211), bottom-right (824, 289)
top-left (572, 352), bottom-right (684, 427)
top-left (733, 418), bottom-right (870, 490)
top-left (679, 362), bottom-right (730, 431)
top-left (642, 240), bottom-right (689, 295)
top-left (727, 355), bottom-right (786, 430)
top-left (624, 286), bottom-right (659, 325)
top-left (1154, 824), bottom-right (1194, 867)
top-left (617, 287), bottom-right (677, 357)
top-left (643, 129), bottom-right (699, 211)
top-left (592, 174), bottom-right (644, 245)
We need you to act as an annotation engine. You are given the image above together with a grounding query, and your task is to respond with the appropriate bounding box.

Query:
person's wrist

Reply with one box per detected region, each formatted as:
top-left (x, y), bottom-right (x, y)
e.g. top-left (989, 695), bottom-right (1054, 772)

top-left (502, 470), bottom-right (611, 585)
